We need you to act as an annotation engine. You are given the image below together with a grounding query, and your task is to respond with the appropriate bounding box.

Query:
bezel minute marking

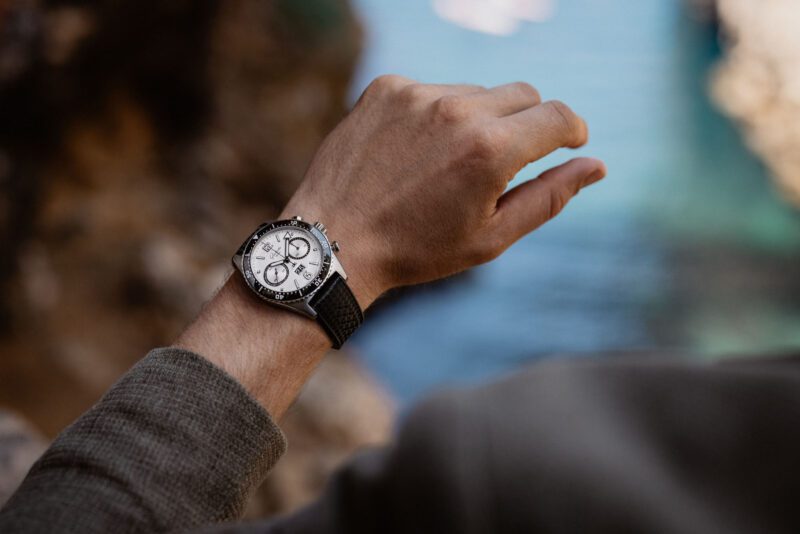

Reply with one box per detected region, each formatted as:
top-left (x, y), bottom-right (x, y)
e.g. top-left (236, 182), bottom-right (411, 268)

top-left (240, 219), bottom-right (332, 303)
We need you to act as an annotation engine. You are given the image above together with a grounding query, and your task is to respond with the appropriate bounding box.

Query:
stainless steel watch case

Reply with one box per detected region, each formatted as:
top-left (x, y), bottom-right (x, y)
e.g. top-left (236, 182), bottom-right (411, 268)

top-left (232, 217), bottom-right (348, 319)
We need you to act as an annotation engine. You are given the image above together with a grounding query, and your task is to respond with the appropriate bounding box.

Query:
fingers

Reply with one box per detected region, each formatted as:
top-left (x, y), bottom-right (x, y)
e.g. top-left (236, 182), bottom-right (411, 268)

top-left (465, 81), bottom-right (541, 117)
top-left (394, 82), bottom-right (487, 105)
top-left (491, 157), bottom-right (606, 245)
top-left (503, 100), bottom-right (589, 165)
top-left (360, 77), bottom-right (589, 183)
top-left (422, 83), bottom-right (487, 96)
top-left (358, 76), bottom-right (487, 108)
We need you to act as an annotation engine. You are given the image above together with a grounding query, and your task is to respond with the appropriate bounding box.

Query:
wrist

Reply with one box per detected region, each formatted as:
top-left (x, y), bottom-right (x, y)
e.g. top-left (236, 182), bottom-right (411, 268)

top-left (174, 274), bottom-right (330, 418)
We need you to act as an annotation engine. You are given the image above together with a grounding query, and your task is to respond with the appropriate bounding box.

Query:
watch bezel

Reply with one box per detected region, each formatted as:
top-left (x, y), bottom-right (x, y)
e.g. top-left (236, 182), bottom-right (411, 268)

top-left (240, 219), bottom-right (332, 303)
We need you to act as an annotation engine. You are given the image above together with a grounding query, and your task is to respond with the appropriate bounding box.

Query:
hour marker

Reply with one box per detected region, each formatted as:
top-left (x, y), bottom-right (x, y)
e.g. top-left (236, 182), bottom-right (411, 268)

top-left (294, 280), bottom-right (300, 289)
top-left (309, 261), bottom-right (319, 266)
top-left (255, 256), bottom-right (265, 260)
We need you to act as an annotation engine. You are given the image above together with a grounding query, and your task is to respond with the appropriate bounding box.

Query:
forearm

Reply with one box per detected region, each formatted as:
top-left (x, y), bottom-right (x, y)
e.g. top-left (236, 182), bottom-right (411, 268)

top-left (0, 265), bottom-right (350, 532)
top-left (175, 274), bottom-right (332, 420)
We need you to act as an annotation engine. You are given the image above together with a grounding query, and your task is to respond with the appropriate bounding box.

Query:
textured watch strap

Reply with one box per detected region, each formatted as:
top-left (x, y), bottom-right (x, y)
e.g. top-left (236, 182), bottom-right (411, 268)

top-left (309, 272), bottom-right (364, 349)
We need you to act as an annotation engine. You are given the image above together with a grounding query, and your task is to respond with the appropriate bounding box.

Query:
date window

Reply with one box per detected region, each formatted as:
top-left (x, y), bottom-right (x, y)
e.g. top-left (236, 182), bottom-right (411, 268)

top-left (294, 264), bottom-right (306, 275)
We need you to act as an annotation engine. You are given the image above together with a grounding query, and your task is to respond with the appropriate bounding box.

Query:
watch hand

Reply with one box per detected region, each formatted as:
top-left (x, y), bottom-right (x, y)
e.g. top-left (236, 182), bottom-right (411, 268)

top-left (270, 247), bottom-right (289, 261)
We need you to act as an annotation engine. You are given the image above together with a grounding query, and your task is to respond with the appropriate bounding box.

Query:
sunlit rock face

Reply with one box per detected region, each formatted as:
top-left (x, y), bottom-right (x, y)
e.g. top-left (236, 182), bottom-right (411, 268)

top-left (710, 0), bottom-right (800, 206)
top-left (0, 0), bottom-right (393, 518)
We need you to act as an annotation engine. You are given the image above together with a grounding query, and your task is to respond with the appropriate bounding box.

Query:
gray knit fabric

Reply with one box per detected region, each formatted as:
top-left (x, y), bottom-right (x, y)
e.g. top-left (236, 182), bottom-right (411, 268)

top-left (5, 348), bottom-right (800, 533)
top-left (0, 347), bottom-right (286, 533)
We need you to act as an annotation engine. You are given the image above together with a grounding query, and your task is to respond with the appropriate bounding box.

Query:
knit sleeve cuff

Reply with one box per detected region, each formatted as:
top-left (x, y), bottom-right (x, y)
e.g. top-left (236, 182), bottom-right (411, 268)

top-left (2, 347), bottom-right (286, 532)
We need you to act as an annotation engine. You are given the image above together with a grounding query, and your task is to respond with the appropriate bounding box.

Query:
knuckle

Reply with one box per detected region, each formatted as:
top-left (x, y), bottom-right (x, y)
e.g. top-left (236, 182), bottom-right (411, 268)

top-left (365, 74), bottom-right (405, 98)
top-left (467, 127), bottom-right (506, 161)
top-left (544, 100), bottom-right (583, 141)
top-left (547, 187), bottom-right (572, 219)
top-left (469, 237), bottom-right (504, 265)
top-left (433, 95), bottom-right (470, 123)
top-left (458, 83), bottom-right (487, 95)
top-left (512, 81), bottom-right (541, 102)
top-left (398, 83), bottom-right (429, 104)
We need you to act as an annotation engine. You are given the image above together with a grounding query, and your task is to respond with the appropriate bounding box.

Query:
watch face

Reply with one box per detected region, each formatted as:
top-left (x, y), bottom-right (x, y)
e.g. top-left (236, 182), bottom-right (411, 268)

top-left (240, 219), bottom-right (332, 302)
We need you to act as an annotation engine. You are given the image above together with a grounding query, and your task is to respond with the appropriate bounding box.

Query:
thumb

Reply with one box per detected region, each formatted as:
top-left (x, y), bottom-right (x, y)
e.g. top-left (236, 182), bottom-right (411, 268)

top-left (492, 157), bottom-right (606, 244)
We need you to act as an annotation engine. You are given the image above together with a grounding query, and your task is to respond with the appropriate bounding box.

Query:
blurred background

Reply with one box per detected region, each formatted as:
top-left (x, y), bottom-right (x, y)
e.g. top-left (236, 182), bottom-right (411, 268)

top-left (2, 0), bottom-right (800, 519)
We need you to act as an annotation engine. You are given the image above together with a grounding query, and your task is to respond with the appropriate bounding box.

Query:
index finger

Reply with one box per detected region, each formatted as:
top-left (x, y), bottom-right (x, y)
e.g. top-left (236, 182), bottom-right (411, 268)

top-left (502, 100), bottom-right (589, 166)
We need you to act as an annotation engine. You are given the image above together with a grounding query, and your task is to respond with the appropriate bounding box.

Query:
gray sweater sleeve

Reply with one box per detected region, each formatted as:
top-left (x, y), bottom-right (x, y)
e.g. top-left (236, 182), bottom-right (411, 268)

top-left (225, 355), bottom-right (800, 534)
top-left (0, 347), bottom-right (286, 534)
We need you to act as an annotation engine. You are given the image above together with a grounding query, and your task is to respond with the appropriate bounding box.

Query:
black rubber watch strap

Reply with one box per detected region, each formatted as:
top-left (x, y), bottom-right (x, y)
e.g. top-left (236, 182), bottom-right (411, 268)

top-left (309, 272), bottom-right (364, 349)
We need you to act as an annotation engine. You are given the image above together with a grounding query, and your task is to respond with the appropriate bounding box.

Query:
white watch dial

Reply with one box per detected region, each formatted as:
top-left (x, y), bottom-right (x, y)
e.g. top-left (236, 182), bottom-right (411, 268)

top-left (249, 227), bottom-right (324, 294)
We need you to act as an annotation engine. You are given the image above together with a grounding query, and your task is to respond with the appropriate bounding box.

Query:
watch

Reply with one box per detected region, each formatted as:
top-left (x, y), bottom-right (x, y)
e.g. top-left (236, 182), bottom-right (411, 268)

top-left (232, 216), bottom-right (364, 349)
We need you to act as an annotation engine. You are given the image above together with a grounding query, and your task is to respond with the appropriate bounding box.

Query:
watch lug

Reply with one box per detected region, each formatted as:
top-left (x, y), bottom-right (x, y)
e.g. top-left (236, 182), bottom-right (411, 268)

top-left (281, 298), bottom-right (317, 318)
top-left (330, 253), bottom-right (347, 281)
top-left (232, 253), bottom-right (244, 272)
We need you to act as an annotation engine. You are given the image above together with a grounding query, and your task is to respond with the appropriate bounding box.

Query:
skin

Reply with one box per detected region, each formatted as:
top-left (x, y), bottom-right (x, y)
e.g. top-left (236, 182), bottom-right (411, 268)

top-left (175, 76), bottom-right (606, 419)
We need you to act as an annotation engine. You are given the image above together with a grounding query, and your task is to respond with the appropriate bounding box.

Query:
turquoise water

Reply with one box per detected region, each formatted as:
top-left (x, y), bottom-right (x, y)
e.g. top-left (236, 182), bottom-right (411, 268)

top-left (347, 0), bottom-right (800, 404)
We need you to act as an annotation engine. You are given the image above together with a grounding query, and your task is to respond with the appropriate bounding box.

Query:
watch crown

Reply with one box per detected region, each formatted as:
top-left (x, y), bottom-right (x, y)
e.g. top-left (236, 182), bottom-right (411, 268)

top-left (293, 215), bottom-right (303, 221)
top-left (332, 241), bottom-right (340, 253)
top-left (313, 221), bottom-right (327, 233)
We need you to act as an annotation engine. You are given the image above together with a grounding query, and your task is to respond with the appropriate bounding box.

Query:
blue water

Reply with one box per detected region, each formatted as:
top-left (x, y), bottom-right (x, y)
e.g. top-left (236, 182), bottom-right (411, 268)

top-left (347, 0), bottom-right (800, 404)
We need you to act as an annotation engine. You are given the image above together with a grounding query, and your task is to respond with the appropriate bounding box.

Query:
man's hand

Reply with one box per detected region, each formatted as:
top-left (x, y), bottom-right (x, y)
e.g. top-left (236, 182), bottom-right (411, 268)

top-left (178, 76), bottom-right (605, 418)
top-left (283, 76), bottom-right (606, 306)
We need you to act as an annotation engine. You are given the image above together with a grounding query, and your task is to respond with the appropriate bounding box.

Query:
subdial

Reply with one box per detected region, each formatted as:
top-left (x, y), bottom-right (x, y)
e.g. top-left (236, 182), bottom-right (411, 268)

top-left (264, 263), bottom-right (289, 286)
top-left (288, 237), bottom-right (310, 260)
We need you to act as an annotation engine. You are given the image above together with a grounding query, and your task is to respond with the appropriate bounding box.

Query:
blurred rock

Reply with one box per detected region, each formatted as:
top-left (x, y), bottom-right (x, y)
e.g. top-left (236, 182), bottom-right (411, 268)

top-left (0, 0), bottom-right (391, 518)
top-left (683, 0), bottom-right (719, 23)
top-left (708, 0), bottom-right (800, 206)
top-left (0, 409), bottom-right (47, 507)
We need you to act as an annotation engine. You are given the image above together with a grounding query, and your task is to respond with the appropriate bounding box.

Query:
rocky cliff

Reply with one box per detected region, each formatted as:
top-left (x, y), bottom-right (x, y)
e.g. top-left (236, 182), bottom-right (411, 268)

top-left (709, 0), bottom-right (800, 206)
